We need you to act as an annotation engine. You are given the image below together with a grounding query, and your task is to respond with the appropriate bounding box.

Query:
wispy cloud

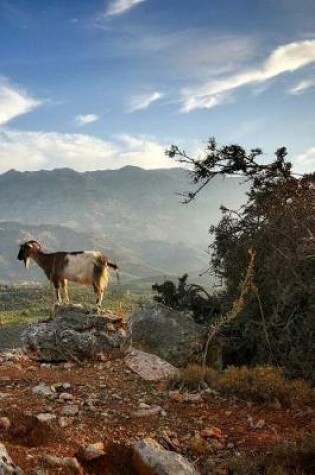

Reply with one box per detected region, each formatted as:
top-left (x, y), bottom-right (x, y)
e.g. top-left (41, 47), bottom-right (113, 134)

top-left (295, 146), bottom-right (315, 174)
top-left (0, 78), bottom-right (41, 125)
top-left (0, 129), bottom-right (174, 172)
top-left (106, 0), bottom-right (146, 17)
top-left (181, 39), bottom-right (315, 112)
top-left (74, 114), bottom-right (99, 126)
top-left (127, 91), bottom-right (164, 113)
top-left (288, 78), bottom-right (315, 95)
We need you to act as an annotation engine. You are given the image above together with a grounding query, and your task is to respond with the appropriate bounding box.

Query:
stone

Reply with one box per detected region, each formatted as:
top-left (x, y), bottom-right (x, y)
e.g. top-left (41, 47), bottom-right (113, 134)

top-left (76, 442), bottom-right (105, 462)
top-left (59, 392), bottom-right (74, 401)
top-left (133, 406), bottom-right (163, 417)
top-left (0, 442), bottom-right (24, 474)
top-left (32, 384), bottom-right (55, 397)
top-left (36, 413), bottom-right (56, 423)
top-left (130, 303), bottom-right (215, 367)
top-left (200, 426), bottom-right (222, 439)
top-left (22, 304), bottom-right (129, 362)
top-left (41, 455), bottom-right (82, 474)
top-left (125, 349), bottom-right (179, 381)
top-left (133, 437), bottom-right (200, 475)
top-left (61, 405), bottom-right (79, 417)
top-left (0, 417), bottom-right (11, 431)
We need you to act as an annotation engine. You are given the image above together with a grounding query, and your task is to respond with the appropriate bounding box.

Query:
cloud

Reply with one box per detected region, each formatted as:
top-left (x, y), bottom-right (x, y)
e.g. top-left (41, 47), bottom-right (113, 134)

top-left (106, 0), bottom-right (146, 16)
top-left (181, 39), bottom-right (315, 112)
top-left (74, 114), bottom-right (99, 126)
top-left (127, 91), bottom-right (164, 112)
top-left (295, 146), bottom-right (315, 174)
top-left (288, 78), bottom-right (315, 94)
top-left (0, 78), bottom-right (41, 125)
top-left (0, 128), bottom-right (175, 173)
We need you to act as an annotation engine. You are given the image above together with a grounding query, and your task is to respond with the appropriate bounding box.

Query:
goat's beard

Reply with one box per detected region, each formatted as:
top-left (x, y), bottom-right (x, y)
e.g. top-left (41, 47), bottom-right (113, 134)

top-left (24, 257), bottom-right (30, 269)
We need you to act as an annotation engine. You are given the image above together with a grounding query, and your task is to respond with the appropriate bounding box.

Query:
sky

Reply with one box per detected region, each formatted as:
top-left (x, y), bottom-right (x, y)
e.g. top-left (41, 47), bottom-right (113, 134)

top-left (0, 0), bottom-right (314, 173)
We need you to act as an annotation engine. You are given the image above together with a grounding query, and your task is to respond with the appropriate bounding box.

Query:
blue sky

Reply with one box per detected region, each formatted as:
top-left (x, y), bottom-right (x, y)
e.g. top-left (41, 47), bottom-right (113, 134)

top-left (0, 0), bottom-right (314, 172)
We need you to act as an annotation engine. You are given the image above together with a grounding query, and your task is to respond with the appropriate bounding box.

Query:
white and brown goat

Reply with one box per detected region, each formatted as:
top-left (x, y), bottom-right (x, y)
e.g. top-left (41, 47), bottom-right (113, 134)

top-left (17, 240), bottom-right (118, 307)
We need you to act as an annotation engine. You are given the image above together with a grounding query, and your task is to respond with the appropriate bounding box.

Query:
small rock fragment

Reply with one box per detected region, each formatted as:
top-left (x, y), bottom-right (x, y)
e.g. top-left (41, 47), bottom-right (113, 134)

top-left (61, 405), bottom-right (79, 417)
top-left (0, 417), bottom-right (11, 431)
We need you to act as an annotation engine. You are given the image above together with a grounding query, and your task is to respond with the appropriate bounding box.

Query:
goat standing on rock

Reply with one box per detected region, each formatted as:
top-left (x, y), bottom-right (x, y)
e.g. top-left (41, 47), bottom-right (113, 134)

top-left (17, 240), bottom-right (119, 307)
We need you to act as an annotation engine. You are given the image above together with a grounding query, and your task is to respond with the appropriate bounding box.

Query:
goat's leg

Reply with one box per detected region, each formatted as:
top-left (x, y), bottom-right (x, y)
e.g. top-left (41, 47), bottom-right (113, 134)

top-left (61, 279), bottom-right (70, 303)
top-left (53, 280), bottom-right (62, 305)
top-left (93, 283), bottom-right (103, 307)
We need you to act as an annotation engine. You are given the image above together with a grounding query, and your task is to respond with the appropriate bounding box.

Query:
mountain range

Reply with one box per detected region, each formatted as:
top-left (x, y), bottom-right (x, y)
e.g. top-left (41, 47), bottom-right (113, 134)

top-left (0, 166), bottom-right (246, 285)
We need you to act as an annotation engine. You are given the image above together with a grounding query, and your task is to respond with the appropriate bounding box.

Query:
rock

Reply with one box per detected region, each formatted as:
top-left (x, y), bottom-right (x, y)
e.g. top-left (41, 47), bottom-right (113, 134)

top-left (0, 417), bottom-right (11, 431)
top-left (125, 349), bottom-right (179, 381)
top-left (130, 303), bottom-right (211, 367)
top-left (133, 437), bottom-right (200, 475)
top-left (41, 455), bottom-right (82, 474)
top-left (58, 417), bottom-right (71, 428)
top-left (61, 405), bottom-right (79, 417)
top-left (76, 442), bottom-right (105, 462)
top-left (59, 392), bottom-right (74, 401)
top-left (200, 426), bottom-right (222, 439)
top-left (255, 419), bottom-right (265, 429)
top-left (32, 384), bottom-right (55, 397)
top-left (36, 413), bottom-right (56, 423)
top-left (133, 406), bottom-right (163, 417)
top-left (0, 442), bottom-right (24, 474)
top-left (22, 304), bottom-right (129, 362)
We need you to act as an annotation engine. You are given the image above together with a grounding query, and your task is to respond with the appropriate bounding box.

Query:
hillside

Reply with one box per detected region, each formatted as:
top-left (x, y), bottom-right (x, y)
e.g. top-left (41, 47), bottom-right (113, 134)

top-left (0, 167), bottom-right (246, 283)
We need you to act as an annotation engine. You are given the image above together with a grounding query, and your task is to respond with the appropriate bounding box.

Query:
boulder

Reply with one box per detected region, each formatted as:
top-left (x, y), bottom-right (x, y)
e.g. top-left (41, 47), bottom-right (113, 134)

top-left (133, 438), bottom-right (199, 475)
top-left (0, 442), bottom-right (24, 474)
top-left (125, 349), bottom-right (179, 381)
top-left (22, 304), bottom-right (129, 362)
top-left (130, 303), bottom-right (207, 367)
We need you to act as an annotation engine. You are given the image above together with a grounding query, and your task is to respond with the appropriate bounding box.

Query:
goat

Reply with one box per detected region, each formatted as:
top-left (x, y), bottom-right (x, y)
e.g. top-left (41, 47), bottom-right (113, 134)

top-left (17, 240), bottom-right (119, 307)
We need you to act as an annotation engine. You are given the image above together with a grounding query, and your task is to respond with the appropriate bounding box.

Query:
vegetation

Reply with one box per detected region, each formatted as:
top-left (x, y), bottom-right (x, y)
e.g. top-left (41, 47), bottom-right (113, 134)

top-left (169, 364), bottom-right (314, 407)
top-left (164, 138), bottom-right (315, 381)
top-left (152, 273), bottom-right (222, 324)
top-left (0, 284), bottom-right (148, 325)
top-left (228, 434), bottom-right (315, 474)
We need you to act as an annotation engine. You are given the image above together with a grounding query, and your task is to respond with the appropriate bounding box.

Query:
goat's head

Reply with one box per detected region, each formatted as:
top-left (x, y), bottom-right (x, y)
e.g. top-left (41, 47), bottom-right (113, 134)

top-left (17, 240), bottom-right (42, 268)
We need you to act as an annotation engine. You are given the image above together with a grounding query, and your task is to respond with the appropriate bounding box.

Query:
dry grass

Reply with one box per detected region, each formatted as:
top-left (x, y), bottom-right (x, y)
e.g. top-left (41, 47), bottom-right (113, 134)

top-left (228, 434), bottom-right (315, 474)
top-left (215, 366), bottom-right (314, 407)
top-left (169, 364), bottom-right (313, 407)
top-left (168, 363), bottom-right (217, 392)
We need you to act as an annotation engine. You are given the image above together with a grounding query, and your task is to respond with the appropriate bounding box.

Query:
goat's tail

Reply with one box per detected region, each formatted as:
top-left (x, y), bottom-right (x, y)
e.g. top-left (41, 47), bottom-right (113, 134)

top-left (108, 261), bottom-right (120, 284)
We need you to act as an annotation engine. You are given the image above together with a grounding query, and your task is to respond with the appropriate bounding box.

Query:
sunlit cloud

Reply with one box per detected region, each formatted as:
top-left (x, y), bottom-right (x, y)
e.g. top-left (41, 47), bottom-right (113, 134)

top-left (106, 0), bottom-right (146, 17)
top-left (0, 78), bottom-right (41, 126)
top-left (295, 146), bottom-right (315, 174)
top-left (0, 128), bottom-right (175, 172)
top-left (127, 91), bottom-right (164, 113)
top-left (288, 78), bottom-right (315, 95)
top-left (74, 114), bottom-right (99, 126)
top-left (181, 39), bottom-right (315, 112)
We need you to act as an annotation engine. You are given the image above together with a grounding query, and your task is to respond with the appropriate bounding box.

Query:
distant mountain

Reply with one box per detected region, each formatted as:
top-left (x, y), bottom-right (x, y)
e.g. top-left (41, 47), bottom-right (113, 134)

top-left (0, 167), bottom-right (247, 283)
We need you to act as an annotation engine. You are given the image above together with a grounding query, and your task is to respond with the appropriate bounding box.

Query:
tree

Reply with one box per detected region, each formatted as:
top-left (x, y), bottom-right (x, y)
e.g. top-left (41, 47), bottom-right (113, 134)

top-left (166, 138), bottom-right (315, 380)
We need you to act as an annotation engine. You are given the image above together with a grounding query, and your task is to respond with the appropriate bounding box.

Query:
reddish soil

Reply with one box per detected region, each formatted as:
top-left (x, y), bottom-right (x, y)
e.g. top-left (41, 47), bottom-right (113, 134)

top-left (0, 357), bottom-right (314, 474)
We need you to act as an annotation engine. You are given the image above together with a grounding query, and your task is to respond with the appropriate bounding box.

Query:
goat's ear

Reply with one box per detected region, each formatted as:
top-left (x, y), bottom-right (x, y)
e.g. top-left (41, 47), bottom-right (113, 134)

top-left (25, 242), bottom-right (33, 248)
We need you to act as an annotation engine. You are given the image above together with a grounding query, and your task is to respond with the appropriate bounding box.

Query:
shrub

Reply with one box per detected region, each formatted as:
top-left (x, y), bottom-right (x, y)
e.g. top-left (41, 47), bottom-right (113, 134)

top-left (215, 366), bottom-right (313, 407)
top-left (228, 434), bottom-right (315, 474)
top-left (168, 364), bottom-right (217, 392)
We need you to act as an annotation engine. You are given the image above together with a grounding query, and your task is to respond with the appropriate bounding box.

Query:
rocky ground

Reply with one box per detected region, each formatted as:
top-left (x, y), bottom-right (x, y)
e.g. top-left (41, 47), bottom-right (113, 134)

top-left (0, 349), bottom-right (314, 475)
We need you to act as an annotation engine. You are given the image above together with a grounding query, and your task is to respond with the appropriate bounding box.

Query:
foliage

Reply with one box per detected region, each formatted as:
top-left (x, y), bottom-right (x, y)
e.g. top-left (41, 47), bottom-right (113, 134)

top-left (168, 363), bottom-right (217, 392)
top-left (0, 284), bottom-right (147, 325)
top-left (228, 434), bottom-right (315, 474)
top-left (152, 274), bottom-right (221, 324)
top-left (215, 365), bottom-right (313, 407)
top-left (167, 138), bottom-right (315, 380)
top-left (169, 364), bottom-right (313, 407)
